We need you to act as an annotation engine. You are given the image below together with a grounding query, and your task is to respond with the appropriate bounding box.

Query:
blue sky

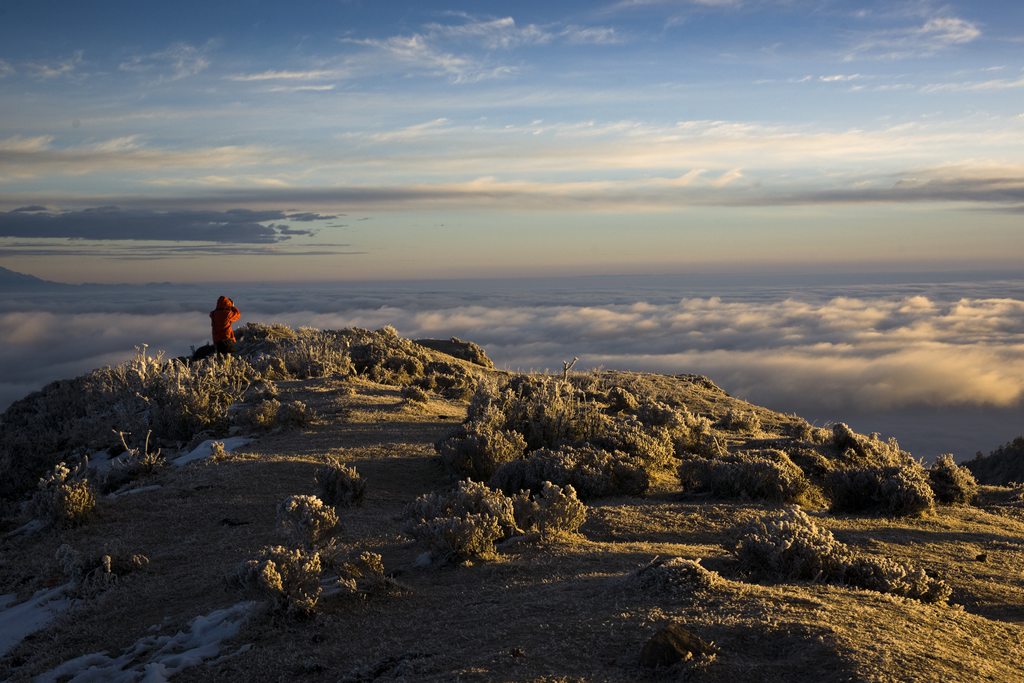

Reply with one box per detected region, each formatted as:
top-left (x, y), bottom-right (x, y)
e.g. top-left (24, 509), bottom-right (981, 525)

top-left (0, 0), bottom-right (1022, 282)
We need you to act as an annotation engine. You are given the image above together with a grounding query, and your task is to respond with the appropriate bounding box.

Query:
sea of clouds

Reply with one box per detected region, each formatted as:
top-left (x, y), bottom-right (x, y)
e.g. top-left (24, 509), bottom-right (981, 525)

top-left (2, 273), bottom-right (1021, 460)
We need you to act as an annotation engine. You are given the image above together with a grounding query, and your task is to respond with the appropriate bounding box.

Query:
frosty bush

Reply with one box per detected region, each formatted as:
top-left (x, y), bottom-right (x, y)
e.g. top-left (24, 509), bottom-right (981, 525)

top-left (634, 557), bottom-right (722, 598)
top-left (401, 385), bottom-right (430, 404)
top-left (592, 420), bottom-right (675, 470)
top-left (32, 462), bottom-right (96, 527)
top-left (275, 400), bottom-right (312, 428)
top-left (678, 449), bottom-right (815, 505)
top-left (606, 386), bottom-right (640, 413)
top-left (102, 430), bottom-right (166, 492)
top-left (56, 544), bottom-right (149, 597)
top-left (828, 463), bottom-right (935, 516)
top-left (414, 361), bottom-right (479, 400)
top-left (315, 461), bottom-right (366, 508)
top-left (242, 324), bottom-right (352, 380)
top-left (0, 347), bottom-right (257, 502)
top-left (436, 419), bottom-right (527, 481)
top-left (510, 482), bottom-right (587, 538)
top-left (234, 399), bottom-right (281, 430)
top-left (237, 545), bottom-right (323, 615)
top-left (277, 495), bottom-right (339, 548)
top-left (404, 480), bottom-right (516, 561)
top-left (716, 408), bottom-right (762, 434)
top-left (329, 550), bottom-right (393, 597)
top-left (928, 454), bottom-right (978, 505)
top-left (734, 507), bottom-right (949, 603)
top-left (490, 445), bottom-right (650, 500)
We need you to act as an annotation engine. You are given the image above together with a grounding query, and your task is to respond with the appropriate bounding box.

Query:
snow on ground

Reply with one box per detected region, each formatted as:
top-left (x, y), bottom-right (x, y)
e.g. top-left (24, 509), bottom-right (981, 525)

top-left (105, 485), bottom-right (163, 500)
top-left (36, 601), bottom-right (257, 683)
top-left (171, 437), bottom-right (251, 467)
top-left (0, 583), bottom-right (73, 657)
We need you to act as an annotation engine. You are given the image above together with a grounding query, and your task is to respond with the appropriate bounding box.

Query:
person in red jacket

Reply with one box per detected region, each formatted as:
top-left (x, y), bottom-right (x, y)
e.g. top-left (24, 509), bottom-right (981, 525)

top-left (210, 295), bottom-right (241, 355)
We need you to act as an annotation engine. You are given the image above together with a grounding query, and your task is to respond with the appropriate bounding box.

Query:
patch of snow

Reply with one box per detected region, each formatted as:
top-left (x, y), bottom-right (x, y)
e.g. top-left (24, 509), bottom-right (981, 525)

top-left (3, 518), bottom-right (46, 540)
top-left (0, 583), bottom-right (73, 657)
top-left (171, 437), bottom-right (251, 467)
top-left (106, 485), bottom-right (163, 500)
top-left (36, 601), bottom-right (257, 683)
top-left (86, 450), bottom-right (113, 477)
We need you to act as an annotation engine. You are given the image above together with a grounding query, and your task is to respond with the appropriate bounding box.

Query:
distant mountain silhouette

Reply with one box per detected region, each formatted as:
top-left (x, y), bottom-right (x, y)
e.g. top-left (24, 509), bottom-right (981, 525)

top-left (0, 266), bottom-right (72, 290)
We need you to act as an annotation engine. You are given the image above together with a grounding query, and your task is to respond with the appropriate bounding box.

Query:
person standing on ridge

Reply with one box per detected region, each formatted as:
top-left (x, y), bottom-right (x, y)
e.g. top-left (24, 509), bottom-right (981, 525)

top-left (210, 295), bottom-right (241, 355)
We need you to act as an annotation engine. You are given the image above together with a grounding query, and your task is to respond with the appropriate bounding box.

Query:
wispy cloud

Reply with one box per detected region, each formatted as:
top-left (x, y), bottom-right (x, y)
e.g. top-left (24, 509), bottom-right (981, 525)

top-left (847, 15), bottom-right (981, 60)
top-left (0, 60), bottom-right (14, 78)
top-left (344, 33), bottom-right (516, 84)
top-left (119, 42), bottom-right (213, 81)
top-left (921, 74), bottom-right (1024, 93)
top-left (226, 69), bottom-right (341, 82)
top-left (26, 51), bottom-right (83, 79)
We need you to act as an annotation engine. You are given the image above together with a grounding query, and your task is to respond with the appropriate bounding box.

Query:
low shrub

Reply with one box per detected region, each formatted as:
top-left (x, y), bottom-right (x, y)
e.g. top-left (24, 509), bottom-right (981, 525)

top-left (828, 463), bottom-right (935, 516)
top-left (329, 550), bottom-right (394, 597)
top-left (510, 482), bottom-right (587, 538)
top-left (734, 507), bottom-right (949, 603)
top-left (606, 386), bottom-right (639, 413)
top-left (716, 407), bottom-right (762, 434)
top-left (401, 385), bottom-right (430, 404)
top-left (277, 495), bottom-right (339, 548)
top-left (56, 544), bottom-right (149, 597)
top-left (275, 400), bottom-right (312, 428)
top-left (678, 449), bottom-right (816, 505)
top-left (593, 420), bottom-right (674, 470)
top-left (634, 557), bottom-right (722, 597)
top-left (928, 454), bottom-right (978, 505)
top-left (315, 461), bottom-right (366, 508)
top-left (236, 545), bottom-right (323, 615)
top-left (31, 462), bottom-right (96, 527)
top-left (490, 445), bottom-right (649, 500)
top-left (436, 420), bottom-right (527, 481)
top-left (404, 480), bottom-right (516, 561)
top-left (233, 399), bottom-right (281, 430)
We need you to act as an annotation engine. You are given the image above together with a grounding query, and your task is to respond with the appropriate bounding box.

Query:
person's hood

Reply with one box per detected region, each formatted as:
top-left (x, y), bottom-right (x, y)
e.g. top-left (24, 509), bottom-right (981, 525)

top-left (216, 295), bottom-right (234, 309)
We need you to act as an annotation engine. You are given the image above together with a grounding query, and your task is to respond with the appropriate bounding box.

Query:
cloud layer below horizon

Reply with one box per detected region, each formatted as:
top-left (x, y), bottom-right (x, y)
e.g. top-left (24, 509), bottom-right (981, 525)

top-left (2, 283), bottom-right (1021, 459)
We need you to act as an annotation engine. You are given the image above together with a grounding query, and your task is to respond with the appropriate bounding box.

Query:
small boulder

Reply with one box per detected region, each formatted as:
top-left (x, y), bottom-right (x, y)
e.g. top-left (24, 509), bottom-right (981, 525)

top-left (640, 624), bottom-right (717, 668)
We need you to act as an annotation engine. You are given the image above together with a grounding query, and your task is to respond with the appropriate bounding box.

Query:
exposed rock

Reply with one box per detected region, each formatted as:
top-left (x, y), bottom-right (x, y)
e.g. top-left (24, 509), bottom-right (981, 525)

top-left (639, 623), bottom-right (717, 668)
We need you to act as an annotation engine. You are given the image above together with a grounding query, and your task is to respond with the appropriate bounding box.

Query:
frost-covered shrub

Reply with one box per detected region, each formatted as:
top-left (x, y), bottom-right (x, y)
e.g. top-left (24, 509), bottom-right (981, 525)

top-left (716, 408), bottom-right (762, 434)
top-left (928, 454), bottom-right (978, 505)
top-left (436, 420), bottom-right (527, 481)
top-left (277, 495), bottom-right (339, 548)
top-left (593, 421), bottom-right (674, 470)
top-left (828, 463), bottom-right (935, 516)
top-left (404, 480), bottom-right (516, 561)
top-left (330, 550), bottom-right (393, 597)
top-left (414, 361), bottom-right (479, 400)
top-left (234, 399), bottom-right (281, 430)
top-left (242, 325), bottom-right (352, 380)
top-left (510, 482), bottom-right (586, 537)
top-left (607, 386), bottom-right (639, 413)
top-left (32, 462), bottom-right (96, 527)
top-left (56, 544), bottom-right (149, 597)
top-left (634, 557), bottom-right (722, 597)
top-left (315, 461), bottom-right (366, 508)
top-left (678, 449), bottom-right (815, 505)
top-left (830, 423), bottom-right (911, 467)
top-left (275, 400), bottom-right (312, 428)
top-left (0, 348), bottom-right (257, 502)
top-left (237, 545), bottom-right (323, 615)
top-left (734, 507), bottom-right (949, 603)
top-left (490, 445), bottom-right (650, 500)
top-left (467, 376), bottom-right (607, 451)
top-left (401, 385), bottom-right (430, 404)
top-left (102, 430), bottom-right (166, 491)
top-left (208, 441), bottom-right (229, 461)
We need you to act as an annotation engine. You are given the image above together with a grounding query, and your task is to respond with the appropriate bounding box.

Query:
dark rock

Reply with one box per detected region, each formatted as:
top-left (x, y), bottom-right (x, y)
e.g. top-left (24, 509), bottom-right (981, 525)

top-left (976, 553), bottom-right (988, 562)
top-left (640, 623), bottom-right (717, 668)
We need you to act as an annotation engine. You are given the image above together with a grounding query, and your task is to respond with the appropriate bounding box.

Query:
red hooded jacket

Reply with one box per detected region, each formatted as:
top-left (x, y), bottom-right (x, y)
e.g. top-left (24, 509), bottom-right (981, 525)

top-left (210, 296), bottom-right (241, 343)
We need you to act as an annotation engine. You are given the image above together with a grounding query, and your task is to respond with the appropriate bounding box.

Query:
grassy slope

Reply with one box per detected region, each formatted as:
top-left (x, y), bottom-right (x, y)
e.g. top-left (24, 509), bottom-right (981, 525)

top-left (2, 361), bottom-right (1024, 682)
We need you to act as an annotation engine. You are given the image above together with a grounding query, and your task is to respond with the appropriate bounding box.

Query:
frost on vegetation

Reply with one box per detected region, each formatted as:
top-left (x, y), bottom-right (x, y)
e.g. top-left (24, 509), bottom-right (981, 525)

top-left (716, 407), bottom-right (762, 434)
top-left (404, 480), bottom-right (517, 561)
top-left (828, 462), bottom-right (935, 517)
top-left (928, 454), bottom-right (978, 505)
top-left (0, 347), bottom-right (256, 502)
top-left (315, 460), bottom-right (366, 508)
top-left (102, 429), bottom-right (166, 492)
top-left (236, 545), bottom-right (323, 615)
top-left (436, 418), bottom-right (527, 481)
top-left (172, 437), bottom-right (250, 467)
top-left (734, 507), bottom-right (950, 603)
top-left (400, 385), bottom-right (430, 404)
top-left (634, 557), bottom-right (723, 598)
top-left (37, 601), bottom-right (256, 681)
top-left (606, 386), bottom-right (640, 413)
top-left (490, 445), bottom-right (649, 500)
top-left (56, 543), bottom-right (149, 597)
top-left (678, 449), bottom-right (817, 506)
top-left (275, 399), bottom-right (312, 428)
top-left (327, 550), bottom-right (394, 598)
top-left (31, 462), bottom-right (95, 527)
top-left (276, 495), bottom-right (339, 549)
top-left (510, 482), bottom-right (586, 538)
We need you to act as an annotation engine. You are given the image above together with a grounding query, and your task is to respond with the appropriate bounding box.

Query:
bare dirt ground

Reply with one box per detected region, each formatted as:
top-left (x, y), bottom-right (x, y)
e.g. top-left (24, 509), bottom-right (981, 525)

top-left (3, 371), bottom-right (1024, 682)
